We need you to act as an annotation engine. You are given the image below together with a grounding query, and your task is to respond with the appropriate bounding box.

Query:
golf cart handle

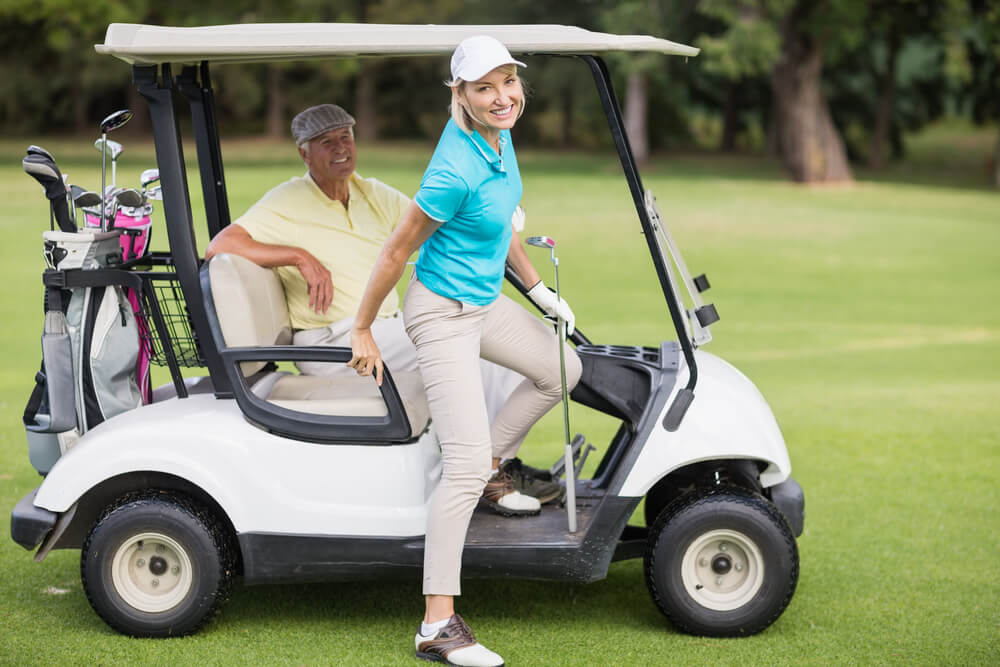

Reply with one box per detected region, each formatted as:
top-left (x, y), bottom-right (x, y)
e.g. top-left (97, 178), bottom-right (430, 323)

top-left (217, 345), bottom-right (413, 444)
top-left (504, 264), bottom-right (591, 346)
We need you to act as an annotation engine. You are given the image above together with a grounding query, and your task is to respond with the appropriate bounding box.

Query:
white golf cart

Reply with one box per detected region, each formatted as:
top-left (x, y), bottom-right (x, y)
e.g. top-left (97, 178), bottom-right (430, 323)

top-left (11, 23), bottom-right (804, 639)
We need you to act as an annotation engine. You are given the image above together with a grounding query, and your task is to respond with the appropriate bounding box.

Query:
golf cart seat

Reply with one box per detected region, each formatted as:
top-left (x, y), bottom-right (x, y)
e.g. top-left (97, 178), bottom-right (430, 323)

top-left (204, 252), bottom-right (430, 439)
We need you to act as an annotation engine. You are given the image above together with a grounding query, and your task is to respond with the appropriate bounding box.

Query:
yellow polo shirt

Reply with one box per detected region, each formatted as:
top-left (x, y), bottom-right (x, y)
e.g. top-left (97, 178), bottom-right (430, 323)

top-left (235, 172), bottom-right (410, 330)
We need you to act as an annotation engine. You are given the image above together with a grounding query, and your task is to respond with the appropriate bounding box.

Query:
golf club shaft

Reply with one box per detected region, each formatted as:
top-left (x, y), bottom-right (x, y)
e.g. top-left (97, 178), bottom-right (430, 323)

top-left (100, 133), bottom-right (107, 231)
top-left (554, 257), bottom-right (577, 533)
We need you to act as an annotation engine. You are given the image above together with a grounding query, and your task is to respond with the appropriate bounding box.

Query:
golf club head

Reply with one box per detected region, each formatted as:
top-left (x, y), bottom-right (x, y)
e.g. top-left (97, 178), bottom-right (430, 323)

top-left (145, 184), bottom-right (163, 201)
top-left (94, 138), bottom-right (124, 160)
top-left (140, 168), bottom-right (160, 189)
top-left (26, 145), bottom-right (55, 162)
top-left (72, 188), bottom-right (101, 208)
top-left (114, 188), bottom-right (144, 208)
top-left (100, 109), bottom-right (133, 134)
top-left (525, 235), bottom-right (556, 250)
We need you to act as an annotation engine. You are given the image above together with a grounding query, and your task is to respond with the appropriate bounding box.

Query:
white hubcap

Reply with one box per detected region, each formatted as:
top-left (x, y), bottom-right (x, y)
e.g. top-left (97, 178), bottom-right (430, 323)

top-left (680, 528), bottom-right (764, 611)
top-left (110, 532), bottom-right (193, 612)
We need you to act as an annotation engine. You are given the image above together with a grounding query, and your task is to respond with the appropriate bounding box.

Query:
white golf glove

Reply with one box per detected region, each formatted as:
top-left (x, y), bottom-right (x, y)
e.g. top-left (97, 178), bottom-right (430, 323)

top-left (526, 281), bottom-right (575, 335)
top-left (511, 205), bottom-right (526, 232)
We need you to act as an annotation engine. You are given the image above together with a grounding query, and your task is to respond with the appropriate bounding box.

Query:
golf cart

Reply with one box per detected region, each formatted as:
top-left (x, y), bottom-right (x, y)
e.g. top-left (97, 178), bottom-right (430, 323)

top-left (11, 23), bottom-right (804, 639)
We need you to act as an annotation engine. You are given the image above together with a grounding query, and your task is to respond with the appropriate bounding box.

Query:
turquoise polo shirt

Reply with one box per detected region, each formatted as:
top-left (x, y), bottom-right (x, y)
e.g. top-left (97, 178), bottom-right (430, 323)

top-left (414, 119), bottom-right (522, 305)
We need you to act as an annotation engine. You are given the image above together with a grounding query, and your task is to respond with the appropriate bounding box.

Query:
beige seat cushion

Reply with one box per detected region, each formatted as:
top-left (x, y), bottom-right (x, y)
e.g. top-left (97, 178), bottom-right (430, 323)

top-left (209, 253), bottom-right (429, 437)
top-left (260, 370), bottom-right (430, 436)
top-left (209, 253), bottom-right (293, 375)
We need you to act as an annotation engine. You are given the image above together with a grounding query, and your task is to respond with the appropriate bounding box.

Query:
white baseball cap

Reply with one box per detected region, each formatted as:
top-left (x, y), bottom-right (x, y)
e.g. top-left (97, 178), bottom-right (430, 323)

top-left (450, 35), bottom-right (526, 82)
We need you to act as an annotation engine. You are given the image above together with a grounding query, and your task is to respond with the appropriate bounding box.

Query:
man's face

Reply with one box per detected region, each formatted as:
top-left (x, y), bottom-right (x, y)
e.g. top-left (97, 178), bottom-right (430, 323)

top-left (300, 127), bottom-right (357, 185)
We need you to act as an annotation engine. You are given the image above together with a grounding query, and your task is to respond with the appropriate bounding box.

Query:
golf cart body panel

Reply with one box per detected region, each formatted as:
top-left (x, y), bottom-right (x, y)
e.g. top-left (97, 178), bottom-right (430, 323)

top-left (32, 393), bottom-right (442, 537)
top-left (619, 350), bottom-right (792, 498)
top-left (96, 23), bottom-right (699, 66)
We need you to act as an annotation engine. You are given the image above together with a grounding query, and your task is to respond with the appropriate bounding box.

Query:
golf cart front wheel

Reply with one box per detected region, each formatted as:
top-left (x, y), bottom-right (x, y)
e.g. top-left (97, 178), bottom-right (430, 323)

top-left (81, 492), bottom-right (236, 637)
top-left (644, 486), bottom-right (798, 637)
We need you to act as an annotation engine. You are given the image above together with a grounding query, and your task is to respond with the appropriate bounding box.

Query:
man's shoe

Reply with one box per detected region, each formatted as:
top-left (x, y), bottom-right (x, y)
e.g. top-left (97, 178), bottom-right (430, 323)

top-left (415, 614), bottom-right (505, 666)
top-left (501, 458), bottom-right (562, 505)
top-left (479, 470), bottom-right (541, 516)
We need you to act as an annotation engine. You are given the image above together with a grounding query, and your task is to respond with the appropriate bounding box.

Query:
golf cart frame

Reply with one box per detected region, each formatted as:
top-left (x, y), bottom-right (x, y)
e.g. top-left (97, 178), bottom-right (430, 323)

top-left (12, 23), bottom-right (803, 638)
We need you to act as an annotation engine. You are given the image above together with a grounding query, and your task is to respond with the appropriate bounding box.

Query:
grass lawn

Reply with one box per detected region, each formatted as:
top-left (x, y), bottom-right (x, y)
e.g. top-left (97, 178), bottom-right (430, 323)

top-left (0, 120), bottom-right (997, 665)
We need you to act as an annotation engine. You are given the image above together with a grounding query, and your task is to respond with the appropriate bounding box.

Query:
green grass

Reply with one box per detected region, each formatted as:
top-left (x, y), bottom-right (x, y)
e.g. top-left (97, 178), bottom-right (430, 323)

top-left (1, 120), bottom-right (998, 665)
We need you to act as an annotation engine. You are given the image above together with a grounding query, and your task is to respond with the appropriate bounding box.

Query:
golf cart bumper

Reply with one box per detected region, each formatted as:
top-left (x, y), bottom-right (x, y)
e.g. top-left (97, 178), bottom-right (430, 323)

top-left (10, 488), bottom-right (57, 550)
top-left (769, 477), bottom-right (805, 537)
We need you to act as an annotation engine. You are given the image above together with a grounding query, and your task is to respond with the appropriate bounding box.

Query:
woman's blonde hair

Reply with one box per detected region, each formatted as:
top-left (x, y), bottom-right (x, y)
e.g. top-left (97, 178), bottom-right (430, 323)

top-left (447, 64), bottom-right (526, 134)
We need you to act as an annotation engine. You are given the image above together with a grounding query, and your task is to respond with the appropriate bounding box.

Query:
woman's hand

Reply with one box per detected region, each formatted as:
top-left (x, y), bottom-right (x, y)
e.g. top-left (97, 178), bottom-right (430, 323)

top-left (526, 281), bottom-right (576, 335)
top-left (349, 326), bottom-right (384, 386)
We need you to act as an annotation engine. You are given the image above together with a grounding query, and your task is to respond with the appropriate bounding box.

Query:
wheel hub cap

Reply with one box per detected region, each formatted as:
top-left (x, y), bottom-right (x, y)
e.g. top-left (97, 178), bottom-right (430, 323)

top-left (110, 532), bottom-right (194, 612)
top-left (681, 529), bottom-right (765, 611)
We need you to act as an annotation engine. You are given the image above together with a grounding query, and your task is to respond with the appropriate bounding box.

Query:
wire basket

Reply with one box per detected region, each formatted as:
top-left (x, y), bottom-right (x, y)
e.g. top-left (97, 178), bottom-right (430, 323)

top-left (139, 272), bottom-right (206, 368)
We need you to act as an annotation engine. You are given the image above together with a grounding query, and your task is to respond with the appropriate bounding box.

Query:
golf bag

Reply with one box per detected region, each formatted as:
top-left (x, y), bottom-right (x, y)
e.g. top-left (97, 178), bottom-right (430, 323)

top-left (85, 203), bottom-right (154, 403)
top-left (24, 230), bottom-right (143, 474)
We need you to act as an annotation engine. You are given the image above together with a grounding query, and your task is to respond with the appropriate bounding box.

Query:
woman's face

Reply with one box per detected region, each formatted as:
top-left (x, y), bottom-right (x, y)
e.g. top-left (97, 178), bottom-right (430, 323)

top-left (461, 67), bottom-right (523, 133)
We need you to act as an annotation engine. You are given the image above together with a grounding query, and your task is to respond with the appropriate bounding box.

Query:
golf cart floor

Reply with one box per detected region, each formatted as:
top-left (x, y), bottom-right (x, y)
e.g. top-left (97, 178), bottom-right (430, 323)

top-left (465, 482), bottom-right (604, 547)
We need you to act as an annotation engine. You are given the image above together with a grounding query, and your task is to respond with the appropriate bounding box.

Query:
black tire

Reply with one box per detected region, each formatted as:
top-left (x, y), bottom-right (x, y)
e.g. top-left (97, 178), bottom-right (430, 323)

top-left (81, 492), bottom-right (236, 637)
top-left (644, 486), bottom-right (798, 637)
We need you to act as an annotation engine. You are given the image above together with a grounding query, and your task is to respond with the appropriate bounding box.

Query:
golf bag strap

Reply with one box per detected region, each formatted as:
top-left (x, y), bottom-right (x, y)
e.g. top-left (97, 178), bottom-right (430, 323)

top-left (43, 268), bottom-right (143, 292)
top-left (23, 364), bottom-right (46, 426)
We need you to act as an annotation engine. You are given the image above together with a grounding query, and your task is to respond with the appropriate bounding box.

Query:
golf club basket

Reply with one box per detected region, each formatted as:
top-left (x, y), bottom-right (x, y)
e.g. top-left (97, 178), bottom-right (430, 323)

top-left (23, 230), bottom-right (143, 474)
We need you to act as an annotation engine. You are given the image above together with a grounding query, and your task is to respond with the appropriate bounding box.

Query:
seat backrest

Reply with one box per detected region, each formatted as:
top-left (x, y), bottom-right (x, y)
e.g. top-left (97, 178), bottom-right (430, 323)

top-left (208, 253), bottom-right (292, 376)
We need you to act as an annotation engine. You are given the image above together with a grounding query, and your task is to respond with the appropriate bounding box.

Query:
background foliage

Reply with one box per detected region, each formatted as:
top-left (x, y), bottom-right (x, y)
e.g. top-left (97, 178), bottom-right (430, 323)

top-left (1, 0), bottom-right (997, 183)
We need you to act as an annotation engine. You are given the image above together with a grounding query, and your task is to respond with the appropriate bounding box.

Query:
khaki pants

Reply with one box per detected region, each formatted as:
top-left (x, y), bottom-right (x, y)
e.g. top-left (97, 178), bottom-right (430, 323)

top-left (293, 314), bottom-right (523, 424)
top-left (404, 277), bottom-right (582, 595)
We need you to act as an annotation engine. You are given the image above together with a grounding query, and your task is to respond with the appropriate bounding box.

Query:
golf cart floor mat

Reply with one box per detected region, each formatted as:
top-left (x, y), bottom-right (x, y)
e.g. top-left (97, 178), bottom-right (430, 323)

top-left (238, 484), bottom-right (638, 584)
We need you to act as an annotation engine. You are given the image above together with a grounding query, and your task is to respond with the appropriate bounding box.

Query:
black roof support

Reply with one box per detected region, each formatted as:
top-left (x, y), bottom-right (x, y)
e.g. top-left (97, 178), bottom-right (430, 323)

top-left (580, 55), bottom-right (698, 411)
top-left (177, 62), bottom-right (231, 240)
top-left (133, 63), bottom-right (230, 394)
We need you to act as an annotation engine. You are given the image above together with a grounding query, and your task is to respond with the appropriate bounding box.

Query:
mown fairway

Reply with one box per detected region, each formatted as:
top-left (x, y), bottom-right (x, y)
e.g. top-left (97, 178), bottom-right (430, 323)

top-left (0, 122), bottom-right (997, 665)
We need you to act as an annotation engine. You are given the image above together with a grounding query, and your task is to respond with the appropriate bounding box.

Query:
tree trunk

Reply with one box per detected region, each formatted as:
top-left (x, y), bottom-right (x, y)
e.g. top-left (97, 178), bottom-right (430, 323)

top-left (354, 61), bottom-right (378, 142)
top-left (624, 71), bottom-right (649, 164)
top-left (994, 128), bottom-right (1000, 189)
top-left (720, 80), bottom-right (741, 152)
top-left (266, 65), bottom-right (284, 138)
top-left (869, 31), bottom-right (899, 169)
top-left (770, 5), bottom-right (853, 183)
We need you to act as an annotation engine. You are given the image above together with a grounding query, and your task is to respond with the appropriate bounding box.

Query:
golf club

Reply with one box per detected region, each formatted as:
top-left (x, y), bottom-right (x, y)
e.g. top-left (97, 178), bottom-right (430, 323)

top-left (95, 138), bottom-right (124, 189)
top-left (22, 151), bottom-right (75, 233)
top-left (97, 109), bottom-right (133, 230)
top-left (525, 234), bottom-right (576, 533)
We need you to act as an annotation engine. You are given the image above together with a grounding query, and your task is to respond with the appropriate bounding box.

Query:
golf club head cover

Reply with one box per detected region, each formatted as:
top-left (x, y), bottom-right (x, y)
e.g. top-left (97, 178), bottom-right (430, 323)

top-left (22, 153), bottom-right (75, 233)
top-left (526, 281), bottom-right (575, 335)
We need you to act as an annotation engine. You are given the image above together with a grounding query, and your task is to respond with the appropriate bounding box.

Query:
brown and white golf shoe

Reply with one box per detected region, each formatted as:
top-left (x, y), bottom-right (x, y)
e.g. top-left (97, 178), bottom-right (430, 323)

top-left (414, 614), bottom-right (504, 666)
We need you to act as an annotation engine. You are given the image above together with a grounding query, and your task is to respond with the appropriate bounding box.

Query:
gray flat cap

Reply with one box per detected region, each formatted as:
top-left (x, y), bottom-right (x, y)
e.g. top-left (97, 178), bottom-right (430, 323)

top-left (291, 104), bottom-right (356, 145)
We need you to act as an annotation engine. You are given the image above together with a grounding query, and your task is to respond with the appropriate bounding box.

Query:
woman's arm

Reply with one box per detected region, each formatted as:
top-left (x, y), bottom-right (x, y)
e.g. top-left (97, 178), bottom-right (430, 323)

top-left (506, 230), bottom-right (541, 288)
top-left (350, 201), bottom-right (438, 385)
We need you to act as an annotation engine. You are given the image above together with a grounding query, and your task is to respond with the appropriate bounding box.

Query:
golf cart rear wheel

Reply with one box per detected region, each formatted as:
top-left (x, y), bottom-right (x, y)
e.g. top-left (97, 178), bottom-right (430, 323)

top-left (644, 486), bottom-right (798, 637)
top-left (81, 492), bottom-right (236, 637)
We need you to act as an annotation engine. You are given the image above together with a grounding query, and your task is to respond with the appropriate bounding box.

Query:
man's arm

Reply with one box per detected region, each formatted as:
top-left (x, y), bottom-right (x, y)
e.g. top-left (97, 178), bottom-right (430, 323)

top-left (205, 224), bottom-right (333, 314)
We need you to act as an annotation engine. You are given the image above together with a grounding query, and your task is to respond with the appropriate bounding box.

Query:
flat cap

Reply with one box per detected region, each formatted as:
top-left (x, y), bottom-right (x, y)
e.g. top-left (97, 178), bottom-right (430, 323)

top-left (291, 104), bottom-right (356, 146)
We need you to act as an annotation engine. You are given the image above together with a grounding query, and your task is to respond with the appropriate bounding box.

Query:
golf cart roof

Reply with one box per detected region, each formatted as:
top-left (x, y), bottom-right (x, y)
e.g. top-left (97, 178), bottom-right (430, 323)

top-left (96, 23), bottom-right (699, 66)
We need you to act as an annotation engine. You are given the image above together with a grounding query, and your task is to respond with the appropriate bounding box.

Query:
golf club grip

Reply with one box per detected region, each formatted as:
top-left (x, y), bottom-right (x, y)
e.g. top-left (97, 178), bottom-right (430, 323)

top-left (504, 264), bottom-right (591, 346)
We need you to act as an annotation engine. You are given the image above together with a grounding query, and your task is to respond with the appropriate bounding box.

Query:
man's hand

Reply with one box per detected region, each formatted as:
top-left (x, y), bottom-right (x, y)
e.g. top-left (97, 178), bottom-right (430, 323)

top-left (295, 249), bottom-right (334, 314)
top-left (349, 326), bottom-right (384, 386)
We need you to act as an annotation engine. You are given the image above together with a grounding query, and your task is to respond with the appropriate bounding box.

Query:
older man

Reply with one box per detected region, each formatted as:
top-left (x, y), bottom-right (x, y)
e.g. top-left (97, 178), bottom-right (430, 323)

top-left (206, 104), bottom-right (422, 376)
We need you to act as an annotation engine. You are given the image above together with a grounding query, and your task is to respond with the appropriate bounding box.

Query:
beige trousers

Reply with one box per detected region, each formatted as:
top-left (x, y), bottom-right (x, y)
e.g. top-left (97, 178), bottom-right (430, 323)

top-left (293, 315), bottom-right (524, 424)
top-left (403, 277), bottom-right (582, 595)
